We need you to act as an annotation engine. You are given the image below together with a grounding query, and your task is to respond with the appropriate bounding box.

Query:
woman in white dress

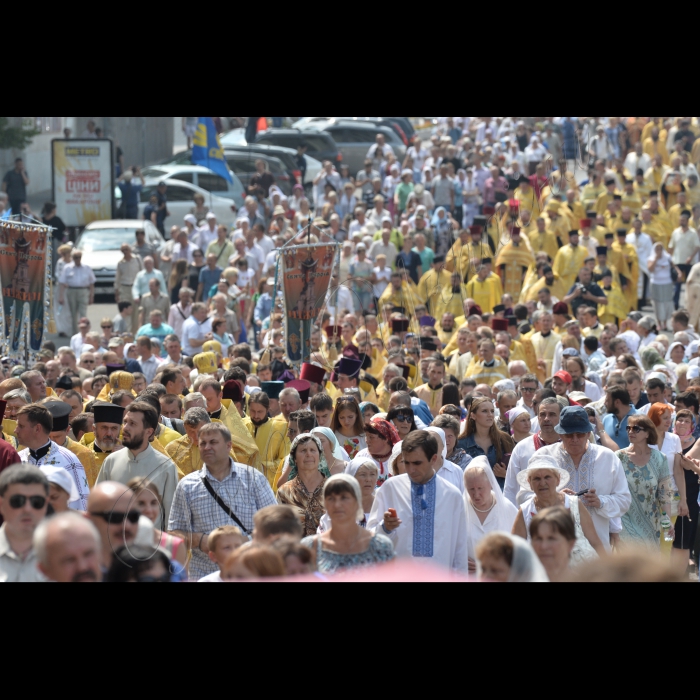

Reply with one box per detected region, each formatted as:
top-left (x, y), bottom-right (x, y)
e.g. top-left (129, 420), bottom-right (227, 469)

top-left (512, 455), bottom-right (606, 564)
top-left (55, 244), bottom-right (74, 337)
top-left (464, 457), bottom-right (519, 574)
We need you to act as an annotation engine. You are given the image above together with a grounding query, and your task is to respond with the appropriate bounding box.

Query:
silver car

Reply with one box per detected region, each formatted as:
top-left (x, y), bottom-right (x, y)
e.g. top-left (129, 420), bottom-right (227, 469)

top-left (77, 220), bottom-right (164, 297)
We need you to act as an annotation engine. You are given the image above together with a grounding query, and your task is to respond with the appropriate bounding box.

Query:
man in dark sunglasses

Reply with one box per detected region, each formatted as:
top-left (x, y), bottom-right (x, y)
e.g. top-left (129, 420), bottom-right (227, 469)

top-left (0, 465), bottom-right (49, 583)
top-left (87, 482), bottom-right (142, 570)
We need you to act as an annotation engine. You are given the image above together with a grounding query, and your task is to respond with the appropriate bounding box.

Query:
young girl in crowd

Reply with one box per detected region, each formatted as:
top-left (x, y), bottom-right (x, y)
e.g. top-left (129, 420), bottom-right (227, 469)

top-left (331, 396), bottom-right (367, 460)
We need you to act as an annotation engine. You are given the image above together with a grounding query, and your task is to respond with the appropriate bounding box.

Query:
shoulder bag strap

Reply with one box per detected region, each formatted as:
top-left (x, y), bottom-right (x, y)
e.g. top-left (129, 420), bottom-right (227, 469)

top-left (202, 477), bottom-right (251, 535)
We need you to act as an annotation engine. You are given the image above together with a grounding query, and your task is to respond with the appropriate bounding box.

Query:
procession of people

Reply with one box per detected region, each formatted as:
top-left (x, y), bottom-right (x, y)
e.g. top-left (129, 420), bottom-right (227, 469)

top-left (1, 116), bottom-right (699, 583)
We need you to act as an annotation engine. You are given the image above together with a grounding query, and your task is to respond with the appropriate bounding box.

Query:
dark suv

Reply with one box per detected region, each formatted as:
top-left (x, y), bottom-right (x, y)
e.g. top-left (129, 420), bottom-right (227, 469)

top-left (254, 129), bottom-right (342, 168)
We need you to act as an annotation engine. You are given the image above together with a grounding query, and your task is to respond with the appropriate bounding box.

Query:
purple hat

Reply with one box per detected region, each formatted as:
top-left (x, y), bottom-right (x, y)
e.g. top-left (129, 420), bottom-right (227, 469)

top-left (279, 370), bottom-right (296, 384)
top-left (335, 357), bottom-right (362, 379)
top-left (420, 316), bottom-right (437, 327)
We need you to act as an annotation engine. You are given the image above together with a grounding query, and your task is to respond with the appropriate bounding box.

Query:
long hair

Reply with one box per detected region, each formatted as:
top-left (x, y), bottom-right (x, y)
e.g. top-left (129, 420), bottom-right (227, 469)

top-left (462, 395), bottom-right (510, 462)
top-left (330, 397), bottom-right (365, 436)
top-left (169, 259), bottom-right (188, 288)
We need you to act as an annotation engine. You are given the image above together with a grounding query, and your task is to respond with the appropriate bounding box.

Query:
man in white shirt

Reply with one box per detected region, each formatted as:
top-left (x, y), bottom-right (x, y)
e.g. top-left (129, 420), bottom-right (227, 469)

top-left (135, 337), bottom-right (163, 384)
top-left (172, 229), bottom-right (200, 264)
top-left (624, 143), bottom-right (651, 178)
top-left (196, 213), bottom-right (219, 252)
top-left (368, 431), bottom-right (469, 573)
top-left (627, 219), bottom-right (653, 305)
top-left (505, 398), bottom-right (562, 506)
top-left (326, 273), bottom-right (354, 321)
top-left (0, 465), bottom-right (49, 583)
top-left (537, 407), bottom-right (631, 549)
top-left (368, 228), bottom-right (398, 268)
top-left (366, 133), bottom-right (394, 160)
top-left (182, 303), bottom-right (213, 357)
top-left (168, 287), bottom-right (194, 338)
top-left (70, 317), bottom-right (91, 356)
top-left (253, 224), bottom-right (275, 257)
top-left (58, 250), bottom-right (96, 335)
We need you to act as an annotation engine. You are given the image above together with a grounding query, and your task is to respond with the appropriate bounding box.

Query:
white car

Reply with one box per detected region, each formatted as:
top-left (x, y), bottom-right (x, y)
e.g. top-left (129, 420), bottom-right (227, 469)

top-left (76, 220), bottom-right (164, 296)
top-left (140, 164), bottom-right (245, 209)
top-left (132, 178), bottom-right (240, 228)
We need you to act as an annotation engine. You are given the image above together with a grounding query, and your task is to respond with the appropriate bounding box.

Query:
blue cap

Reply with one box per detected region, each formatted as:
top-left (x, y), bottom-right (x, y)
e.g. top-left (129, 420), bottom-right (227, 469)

top-left (554, 406), bottom-right (595, 435)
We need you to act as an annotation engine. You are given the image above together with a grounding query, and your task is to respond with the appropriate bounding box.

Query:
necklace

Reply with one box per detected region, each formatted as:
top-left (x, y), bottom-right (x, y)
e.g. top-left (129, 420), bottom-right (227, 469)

top-left (472, 496), bottom-right (496, 514)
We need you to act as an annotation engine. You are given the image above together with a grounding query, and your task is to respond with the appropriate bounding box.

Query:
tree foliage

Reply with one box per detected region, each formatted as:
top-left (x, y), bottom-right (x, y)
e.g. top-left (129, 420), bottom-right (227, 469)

top-left (0, 117), bottom-right (39, 150)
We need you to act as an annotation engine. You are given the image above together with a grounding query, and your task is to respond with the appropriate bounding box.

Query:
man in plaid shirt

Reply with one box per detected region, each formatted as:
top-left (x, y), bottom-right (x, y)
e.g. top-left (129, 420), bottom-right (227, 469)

top-left (169, 423), bottom-right (276, 581)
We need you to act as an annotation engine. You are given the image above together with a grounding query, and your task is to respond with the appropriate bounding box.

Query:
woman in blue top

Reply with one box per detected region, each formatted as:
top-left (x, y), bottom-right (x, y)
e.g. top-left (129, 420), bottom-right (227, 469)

top-left (458, 396), bottom-right (515, 491)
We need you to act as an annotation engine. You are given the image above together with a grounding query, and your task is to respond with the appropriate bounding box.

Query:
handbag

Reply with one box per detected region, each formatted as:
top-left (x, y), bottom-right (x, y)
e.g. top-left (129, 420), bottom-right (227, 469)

top-left (202, 477), bottom-right (251, 536)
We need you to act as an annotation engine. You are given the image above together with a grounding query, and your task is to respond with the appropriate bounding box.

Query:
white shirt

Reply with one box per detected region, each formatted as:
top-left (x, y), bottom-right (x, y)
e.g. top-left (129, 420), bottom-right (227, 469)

top-left (59, 263), bottom-right (96, 288)
top-left (199, 571), bottom-right (223, 583)
top-left (70, 332), bottom-right (88, 356)
top-left (373, 266), bottom-right (392, 298)
top-left (0, 526), bottom-right (44, 583)
top-left (670, 227), bottom-right (700, 266)
top-left (20, 441), bottom-right (89, 511)
top-left (504, 435), bottom-right (540, 506)
top-left (246, 242), bottom-right (266, 270)
top-left (326, 285), bottom-right (354, 322)
top-left (182, 316), bottom-right (213, 357)
top-left (264, 249), bottom-right (280, 276)
top-left (628, 232), bottom-right (653, 275)
top-left (624, 152), bottom-right (651, 177)
top-left (367, 143), bottom-right (395, 159)
top-left (536, 443), bottom-right (632, 550)
top-left (438, 460), bottom-right (465, 494)
top-left (139, 354), bottom-right (164, 384)
top-left (196, 226), bottom-right (218, 252)
top-left (368, 474), bottom-right (469, 573)
top-left (168, 302), bottom-right (192, 338)
top-left (254, 234), bottom-right (275, 258)
top-left (172, 243), bottom-right (199, 264)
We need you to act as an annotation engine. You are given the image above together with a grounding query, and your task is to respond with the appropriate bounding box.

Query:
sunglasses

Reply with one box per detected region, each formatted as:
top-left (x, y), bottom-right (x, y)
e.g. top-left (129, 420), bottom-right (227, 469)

top-left (521, 387), bottom-right (537, 394)
top-left (393, 415), bottom-right (411, 424)
top-left (9, 495), bottom-right (46, 510)
top-left (102, 325), bottom-right (113, 330)
top-left (626, 426), bottom-right (646, 434)
top-left (90, 510), bottom-right (141, 525)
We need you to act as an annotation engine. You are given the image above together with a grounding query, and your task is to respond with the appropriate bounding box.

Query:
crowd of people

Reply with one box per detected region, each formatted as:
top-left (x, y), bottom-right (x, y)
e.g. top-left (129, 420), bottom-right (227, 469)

top-left (2, 116), bottom-right (700, 583)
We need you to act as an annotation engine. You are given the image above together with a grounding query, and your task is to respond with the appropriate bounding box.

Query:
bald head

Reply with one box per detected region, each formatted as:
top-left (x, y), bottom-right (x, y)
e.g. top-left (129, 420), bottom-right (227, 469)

top-left (389, 392), bottom-right (412, 410)
top-left (87, 482), bottom-right (141, 566)
top-left (0, 377), bottom-right (26, 399)
top-left (34, 513), bottom-right (102, 583)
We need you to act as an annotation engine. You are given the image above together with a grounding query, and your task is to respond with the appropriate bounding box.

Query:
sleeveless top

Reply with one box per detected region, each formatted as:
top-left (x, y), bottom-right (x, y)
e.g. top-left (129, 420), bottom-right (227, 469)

top-left (159, 532), bottom-right (184, 560)
top-left (522, 495), bottom-right (597, 564)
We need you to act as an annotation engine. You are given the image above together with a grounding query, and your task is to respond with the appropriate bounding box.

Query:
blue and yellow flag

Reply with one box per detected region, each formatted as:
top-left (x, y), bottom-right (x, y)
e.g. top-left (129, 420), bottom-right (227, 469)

top-left (192, 117), bottom-right (233, 183)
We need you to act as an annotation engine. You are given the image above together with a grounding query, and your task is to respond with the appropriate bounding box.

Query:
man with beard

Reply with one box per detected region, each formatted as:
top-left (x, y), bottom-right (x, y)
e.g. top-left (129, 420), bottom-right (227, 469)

top-left (243, 393), bottom-right (287, 489)
top-left (566, 356), bottom-right (602, 402)
top-left (80, 403), bottom-right (126, 474)
top-left (414, 360), bottom-right (446, 419)
top-left (504, 398), bottom-right (562, 505)
top-left (34, 512), bottom-right (102, 583)
top-left (96, 402), bottom-right (179, 528)
top-left (43, 400), bottom-right (99, 488)
top-left (437, 313), bottom-right (457, 348)
top-left (602, 386), bottom-right (638, 449)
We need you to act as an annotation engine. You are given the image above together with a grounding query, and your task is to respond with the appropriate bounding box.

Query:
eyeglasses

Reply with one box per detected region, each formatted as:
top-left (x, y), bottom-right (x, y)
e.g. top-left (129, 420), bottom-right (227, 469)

top-left (626, 426), bottom-right (646, 434)
top-left (9, 495), bottom-right (46, 510)
top-left (393, 415), bottom-right (411, 424)
top-left (90, 510), bottom-right (141, 525)
top-left (102, 325), bottom-right (113, 330)
top-left (521, 387), bottom-right (537, 394)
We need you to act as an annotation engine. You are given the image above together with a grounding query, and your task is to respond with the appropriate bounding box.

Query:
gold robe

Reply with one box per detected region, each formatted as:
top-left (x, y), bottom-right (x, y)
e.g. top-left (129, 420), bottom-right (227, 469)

top-left (417, 269), bottom-right (453, 315)
top-left (523, 275), bottom-right (567, 305)
top-left (464, 357), bottom-right (510, 387)
top-left (414, 384), bottom-right (443, 419)
top-left (465, 275), bottom-right (502, 314)
top-left (63, 437), bottom-right (99, 489)
top-left (217, 401), bottom-right (263, 472)
top-left (530, 229), bottom-right (560, 262)
top-left (433, 284), bottom-right (469, 321)
top-left (530, 331), bottom-right (562, 377)
top-left (377, 281), bottom-right (424, 314)
top-left (242, 417), bottom-right (288, 489)
top-left (166, 436), bottom-right (203, 480)
top-left (495, 242), bottom-right (535, 300)
top-left (553, 245), bottom-right (589, 294)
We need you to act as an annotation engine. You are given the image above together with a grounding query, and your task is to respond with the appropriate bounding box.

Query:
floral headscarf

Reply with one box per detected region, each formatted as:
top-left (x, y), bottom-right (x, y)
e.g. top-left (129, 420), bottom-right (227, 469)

top-left (288, 434), bottom-right (332, 482)
top-left (365, 417), bottom-right (400, 448)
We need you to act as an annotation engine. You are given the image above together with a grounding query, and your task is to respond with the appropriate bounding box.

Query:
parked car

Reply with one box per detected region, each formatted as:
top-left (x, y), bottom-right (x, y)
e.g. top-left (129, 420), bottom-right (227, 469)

top-left (76, 220), bottom-right (164, 297)
top-left (139, 164), bottom-right (245, 210)
top-left (299, 121), bottom-right (406, 175)
top-left (115, 178), bottom-right (240, 230)
top-left (253, 129), bottom-right (342, 171)
top-left (293, 117), bottom-right (416, 145)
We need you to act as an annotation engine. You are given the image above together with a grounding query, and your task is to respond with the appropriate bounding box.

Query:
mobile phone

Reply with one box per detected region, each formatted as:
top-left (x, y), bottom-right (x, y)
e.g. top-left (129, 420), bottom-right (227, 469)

top-left (502, 454), bottom-right (512, 469)
top-left (576, 490), bottom-right (590, 497)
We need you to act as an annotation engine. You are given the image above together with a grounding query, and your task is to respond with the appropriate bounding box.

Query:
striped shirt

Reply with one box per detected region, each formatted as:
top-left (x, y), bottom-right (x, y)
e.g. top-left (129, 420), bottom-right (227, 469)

top-left (168, 460), bottom-right (276, 580)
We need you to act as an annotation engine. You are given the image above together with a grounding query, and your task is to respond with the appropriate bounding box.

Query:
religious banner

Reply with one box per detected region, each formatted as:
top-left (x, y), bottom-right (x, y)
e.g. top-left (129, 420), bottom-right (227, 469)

top-left (281, 243), bottom-right (338, 364)
top-left (0, 220), bottom-right (52, 356)
top-left (52, 139), bottom-right (114, 227)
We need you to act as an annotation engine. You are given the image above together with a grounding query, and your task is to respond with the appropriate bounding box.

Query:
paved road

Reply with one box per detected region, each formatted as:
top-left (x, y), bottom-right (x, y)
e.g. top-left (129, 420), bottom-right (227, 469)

top-left (46, 301), bottom-right (118, 346)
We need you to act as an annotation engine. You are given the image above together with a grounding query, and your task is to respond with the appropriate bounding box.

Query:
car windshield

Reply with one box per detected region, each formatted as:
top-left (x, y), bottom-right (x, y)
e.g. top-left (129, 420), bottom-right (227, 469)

top-left (78, 229), bottom-right (137, 252)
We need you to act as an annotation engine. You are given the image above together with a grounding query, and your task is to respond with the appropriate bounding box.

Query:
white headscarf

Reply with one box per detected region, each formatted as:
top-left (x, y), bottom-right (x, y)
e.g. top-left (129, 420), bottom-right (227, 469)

top-left (508, 406), bottom-right (530, 429)
top-left (39, 465), bottom-right (80, 504)
top-left (425, 427), bottom-right (448, 464)
top-left (311, 428), bottom-right (347, 465)
top-left (476, 533), bottom-right (549, 583)
top-left (463, 457), bottom-right (519, 561)
top-left (323, 474), bottom-right (364, 521)
top-left (389, 441), bottom-right (403, 476)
